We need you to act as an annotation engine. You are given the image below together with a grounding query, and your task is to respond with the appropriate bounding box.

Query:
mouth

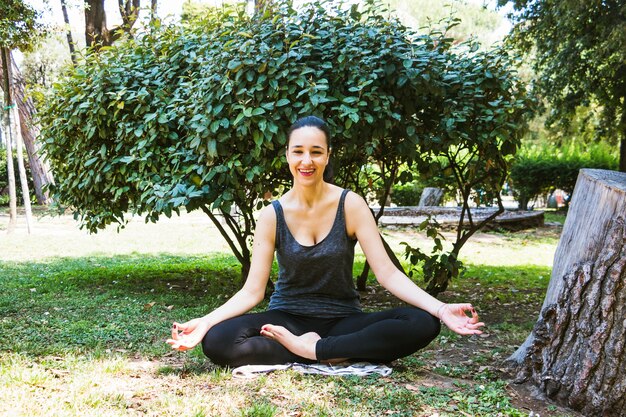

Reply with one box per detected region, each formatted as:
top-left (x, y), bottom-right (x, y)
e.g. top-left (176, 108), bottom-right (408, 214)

top-left (298, 169), bottom-right (315, 177)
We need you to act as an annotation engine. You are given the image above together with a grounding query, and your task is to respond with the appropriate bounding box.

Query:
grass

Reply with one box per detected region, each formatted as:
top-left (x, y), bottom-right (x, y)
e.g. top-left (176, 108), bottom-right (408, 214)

top-left (0, 209), bottom-right (577, 416)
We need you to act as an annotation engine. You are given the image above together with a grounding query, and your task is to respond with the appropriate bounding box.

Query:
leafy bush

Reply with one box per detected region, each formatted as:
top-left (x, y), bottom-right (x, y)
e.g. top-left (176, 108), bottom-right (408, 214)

top-left (509, 141), bottom-right (618, 209)
top-left (41, 0), bottom-right (532, 291)
top-left (392, 181), bottom-right (424, 206)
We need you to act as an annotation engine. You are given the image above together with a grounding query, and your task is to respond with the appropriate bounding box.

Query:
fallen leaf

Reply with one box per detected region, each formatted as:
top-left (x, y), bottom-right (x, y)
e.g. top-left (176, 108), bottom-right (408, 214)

top-left (143, 302), bottom-right (156, 311)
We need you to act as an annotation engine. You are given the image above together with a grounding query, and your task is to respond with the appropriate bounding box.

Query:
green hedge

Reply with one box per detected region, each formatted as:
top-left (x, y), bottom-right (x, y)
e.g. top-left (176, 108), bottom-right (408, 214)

top-left (509, 142), bottom-right (618, 209)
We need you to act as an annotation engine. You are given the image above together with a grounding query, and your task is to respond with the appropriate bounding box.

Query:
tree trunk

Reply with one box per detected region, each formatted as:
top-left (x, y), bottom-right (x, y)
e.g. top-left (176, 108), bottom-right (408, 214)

top-left (150, 0), bottom-right (158, 22)
top-left (85, 0), bottom-right (111, 47)
top-left (0, 51), bottom-right (54, 204)
top-left (12, 105), bottom-right (33, 233)
top-left (60, 0), bottom-right (77, 65)
top-left (1, 47), bottom-right (17, 233)
top-left (619, 103), bottom-right (626, 172)
top-left (85, 0), bottom-right (141, 48)
top-left (508, 169), bottom-right (626, 416)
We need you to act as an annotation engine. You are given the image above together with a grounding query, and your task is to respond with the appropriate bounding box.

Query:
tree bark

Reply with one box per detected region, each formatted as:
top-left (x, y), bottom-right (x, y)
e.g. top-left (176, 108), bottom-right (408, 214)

top-left (1, 47), bottom-right (17, 233)
top-left (150, 0), bottom-right (157, 22)
top-left (0, 52), bottom-right (54, 204)
top-left (85, 0), bottom-right (141, 48)
top-left (508, 169), bottom-right (626, 416)
top-left (619, 103), bottom-right (626, 172)
top-left (85, 0), bottom-right (111, 47)
top-left (60, 0), bottom-right (77, 65)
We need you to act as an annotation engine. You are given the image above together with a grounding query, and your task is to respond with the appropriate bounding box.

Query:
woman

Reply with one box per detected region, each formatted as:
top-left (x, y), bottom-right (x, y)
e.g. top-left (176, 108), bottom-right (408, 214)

top-left (167, 116), bottom-right (484, 367)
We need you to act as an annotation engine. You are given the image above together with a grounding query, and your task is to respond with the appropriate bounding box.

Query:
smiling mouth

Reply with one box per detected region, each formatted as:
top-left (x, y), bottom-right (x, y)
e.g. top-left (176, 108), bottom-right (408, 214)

top-left (298, 169), bottom-right (315, 176)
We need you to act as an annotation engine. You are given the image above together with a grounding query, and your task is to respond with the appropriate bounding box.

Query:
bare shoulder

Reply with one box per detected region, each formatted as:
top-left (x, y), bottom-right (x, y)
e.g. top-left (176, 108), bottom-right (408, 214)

top-left (255, 203), bottom-right (277, 236)
top-left (344, 190), bottom-right (375, 237)
top-left (344, 190), bottom-right (370, 213)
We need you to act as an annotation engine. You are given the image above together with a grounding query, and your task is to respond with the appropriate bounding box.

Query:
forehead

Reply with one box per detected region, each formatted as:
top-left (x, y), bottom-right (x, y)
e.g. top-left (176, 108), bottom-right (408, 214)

top-left (288, 126), bottom-right (328, 148)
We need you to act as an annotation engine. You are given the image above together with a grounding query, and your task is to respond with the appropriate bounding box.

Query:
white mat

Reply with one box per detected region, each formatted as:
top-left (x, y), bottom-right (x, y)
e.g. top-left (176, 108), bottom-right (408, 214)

top-left (232, 362), bottom-right (392, 379)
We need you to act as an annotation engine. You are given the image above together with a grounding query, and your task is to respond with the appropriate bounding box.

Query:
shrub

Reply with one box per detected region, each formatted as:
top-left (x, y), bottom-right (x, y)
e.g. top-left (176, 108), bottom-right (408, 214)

top-left (392, 182), bottom-right (424, 206)
top-left (40, 0), bottom-right (533, 291)
top-left (509, 141), bottom-right (618, 209)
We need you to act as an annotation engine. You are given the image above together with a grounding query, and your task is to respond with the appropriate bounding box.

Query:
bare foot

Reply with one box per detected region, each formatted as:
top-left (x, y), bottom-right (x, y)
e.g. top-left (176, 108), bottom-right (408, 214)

top-left (260, 324), bottom-right (321, 360)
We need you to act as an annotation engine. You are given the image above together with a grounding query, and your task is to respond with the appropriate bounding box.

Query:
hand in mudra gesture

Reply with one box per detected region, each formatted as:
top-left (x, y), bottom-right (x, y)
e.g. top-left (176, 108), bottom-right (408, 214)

top-left (166, 318), bottom-right (210, 351)
top-left (438, 303), bottom-right (485, 335)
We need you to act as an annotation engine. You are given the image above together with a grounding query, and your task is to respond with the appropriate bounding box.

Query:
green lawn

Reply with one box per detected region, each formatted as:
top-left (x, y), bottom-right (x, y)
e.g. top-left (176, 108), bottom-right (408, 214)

top-left (0, 210), bottom-right (577, 416)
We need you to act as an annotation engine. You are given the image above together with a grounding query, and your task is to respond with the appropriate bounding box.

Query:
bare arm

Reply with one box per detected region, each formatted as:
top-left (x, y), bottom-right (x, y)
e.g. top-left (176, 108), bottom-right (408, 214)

top-left (345, 193), bottom-right (484, 335)
top-left (167, 205), bottom-right (277, 350)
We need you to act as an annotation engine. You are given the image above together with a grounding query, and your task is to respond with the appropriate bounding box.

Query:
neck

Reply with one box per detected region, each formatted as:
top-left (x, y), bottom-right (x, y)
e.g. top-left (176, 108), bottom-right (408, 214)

top-left (290, 181), bottom-right (329, 207)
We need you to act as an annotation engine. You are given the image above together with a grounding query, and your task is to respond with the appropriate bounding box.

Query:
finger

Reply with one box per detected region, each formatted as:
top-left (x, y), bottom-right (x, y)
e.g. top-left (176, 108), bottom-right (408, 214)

top-left (455, 303), bottom-right (474, 312)
top-left (171, 324), bottom-right (179, 340)
top-left (466, 322), bottom-right (485, 330)
top-left (166, 339), bottom-right (190, 351)
top-left (455, 327), bottom-right (483, 336)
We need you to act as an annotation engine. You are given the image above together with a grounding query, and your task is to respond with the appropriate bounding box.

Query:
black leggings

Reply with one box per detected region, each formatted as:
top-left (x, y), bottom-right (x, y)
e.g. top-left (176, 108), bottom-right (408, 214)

top-left (202, 307), bottom-right (441, 367)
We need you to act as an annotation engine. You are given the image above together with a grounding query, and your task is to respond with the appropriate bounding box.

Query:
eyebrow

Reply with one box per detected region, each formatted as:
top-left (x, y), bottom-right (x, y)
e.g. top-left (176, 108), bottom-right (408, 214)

top-left (289, 145), bottom-right (326, 149)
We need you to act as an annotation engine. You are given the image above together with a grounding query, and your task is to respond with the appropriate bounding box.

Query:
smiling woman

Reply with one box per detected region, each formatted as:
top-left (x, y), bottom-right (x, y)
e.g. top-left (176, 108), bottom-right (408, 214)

top-left (286, 116), bottom-right (333, 186)
top-left (168, 115), bottom-right (485, 367)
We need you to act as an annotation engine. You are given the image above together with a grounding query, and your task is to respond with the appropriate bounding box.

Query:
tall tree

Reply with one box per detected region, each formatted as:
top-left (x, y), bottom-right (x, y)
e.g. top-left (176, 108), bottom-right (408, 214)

top-left (1, 54), bottom-right (55, 205)
top-left (0, 0), bottom-right (43, 230)
top-left (499, 0), bottom-right (626, 172)
top-left (1, 48), bottom-right (18, 232)
top-left (84, 0), bottom-right (140, 48)
top-left (60, 0), bottom-right (77, 65)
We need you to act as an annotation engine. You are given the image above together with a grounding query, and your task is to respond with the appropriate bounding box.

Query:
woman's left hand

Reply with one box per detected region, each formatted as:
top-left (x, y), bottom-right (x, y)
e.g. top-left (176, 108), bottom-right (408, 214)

top-left (438, 303), bottom-right (485, 335)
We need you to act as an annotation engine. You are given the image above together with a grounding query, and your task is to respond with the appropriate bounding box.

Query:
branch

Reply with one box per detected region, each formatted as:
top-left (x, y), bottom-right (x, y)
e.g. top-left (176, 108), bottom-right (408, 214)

top-left (201, 204), bottom-right (245, 264)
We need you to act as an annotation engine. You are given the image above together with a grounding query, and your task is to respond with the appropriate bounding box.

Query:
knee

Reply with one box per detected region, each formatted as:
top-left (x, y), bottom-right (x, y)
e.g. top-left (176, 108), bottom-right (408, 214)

top-left (405, 308), bottom-right (441, 348)
top-left (201, 326), bottom-right (236, 366)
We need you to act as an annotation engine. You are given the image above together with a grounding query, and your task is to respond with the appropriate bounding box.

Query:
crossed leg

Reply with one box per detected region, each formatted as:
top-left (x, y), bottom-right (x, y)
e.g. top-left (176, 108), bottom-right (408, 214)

top-left (202, 307), bottom-right (440, 367)
top-left (259, 325), bottom-right (322, 361)
top-left (261, 307), bottom-right (440, 364)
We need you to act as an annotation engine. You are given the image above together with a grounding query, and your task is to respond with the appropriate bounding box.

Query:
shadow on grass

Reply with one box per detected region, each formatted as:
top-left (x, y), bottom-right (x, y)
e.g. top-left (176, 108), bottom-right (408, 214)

top-left (0, 253), bottom-right (249, 357)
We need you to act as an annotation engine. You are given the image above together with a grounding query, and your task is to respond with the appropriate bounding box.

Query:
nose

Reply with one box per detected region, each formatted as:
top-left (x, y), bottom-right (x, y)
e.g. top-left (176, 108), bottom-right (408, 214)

top-left (302, 152), bottom-right (312, 164)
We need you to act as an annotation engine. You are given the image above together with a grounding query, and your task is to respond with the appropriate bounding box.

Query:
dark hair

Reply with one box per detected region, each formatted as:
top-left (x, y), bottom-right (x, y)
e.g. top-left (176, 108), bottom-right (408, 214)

top-left (288, 115), bottom-right (332, 149)
top-left (287, 115), bottom-right (334, 183)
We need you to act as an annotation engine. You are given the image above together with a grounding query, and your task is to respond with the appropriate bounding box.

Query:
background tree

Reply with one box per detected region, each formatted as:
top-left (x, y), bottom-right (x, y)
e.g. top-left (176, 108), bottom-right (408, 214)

top-left (390, 0), bottom-right (505, 46)
top-left (0, 0), bottom-right (45, 229)
top-left (84, 0), bottom-right (142, 48)
top-left (498, 0), bottom-right (626, 172)
top-left (60, 0), bottom-right (77, 65)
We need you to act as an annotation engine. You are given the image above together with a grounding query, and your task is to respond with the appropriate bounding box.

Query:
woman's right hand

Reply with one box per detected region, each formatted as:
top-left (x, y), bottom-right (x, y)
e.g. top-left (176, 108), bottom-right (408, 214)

top-left (166, 318), bottom-right (211, 351)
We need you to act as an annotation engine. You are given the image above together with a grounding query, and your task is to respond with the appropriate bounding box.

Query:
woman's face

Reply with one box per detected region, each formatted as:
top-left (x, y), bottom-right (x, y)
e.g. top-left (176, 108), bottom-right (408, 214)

top-left (286, 126), bottom-right (330, 184)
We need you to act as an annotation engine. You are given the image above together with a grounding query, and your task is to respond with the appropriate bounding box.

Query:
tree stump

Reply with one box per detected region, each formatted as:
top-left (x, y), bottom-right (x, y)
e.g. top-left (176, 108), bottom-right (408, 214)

top-left (508, 169), bottom-right (626, 416)
top-left (418, 187), bottom-right (443, 206)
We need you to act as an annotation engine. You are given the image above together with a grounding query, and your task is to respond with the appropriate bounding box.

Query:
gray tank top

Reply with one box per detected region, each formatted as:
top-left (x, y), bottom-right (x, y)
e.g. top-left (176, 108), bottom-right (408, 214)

top-left (268, 189), bottom-right (362, 318)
